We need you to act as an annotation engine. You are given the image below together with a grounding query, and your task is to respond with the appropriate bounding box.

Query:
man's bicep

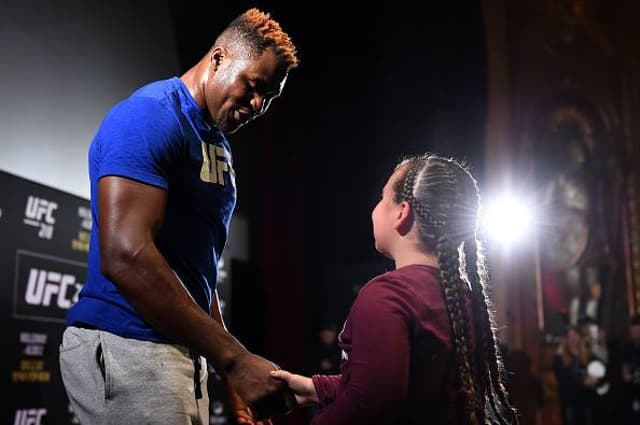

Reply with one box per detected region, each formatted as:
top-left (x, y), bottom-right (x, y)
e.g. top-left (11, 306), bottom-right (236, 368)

top-left (98, 176), bottom-right (167, 249)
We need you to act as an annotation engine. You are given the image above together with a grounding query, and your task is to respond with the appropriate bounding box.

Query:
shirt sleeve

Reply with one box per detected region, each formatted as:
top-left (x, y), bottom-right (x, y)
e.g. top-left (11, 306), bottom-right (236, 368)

top-left (94, 96), bottom-right (183, 189)
top-left (311, 278), bottom-right (412, 425)
top-left (312, 374), bottom-right (342, 405)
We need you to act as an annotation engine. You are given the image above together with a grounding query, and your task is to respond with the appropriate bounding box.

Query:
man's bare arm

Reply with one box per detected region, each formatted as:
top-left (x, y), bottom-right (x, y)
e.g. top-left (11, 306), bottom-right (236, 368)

top-left (97, 176), bottom-right (283, 411)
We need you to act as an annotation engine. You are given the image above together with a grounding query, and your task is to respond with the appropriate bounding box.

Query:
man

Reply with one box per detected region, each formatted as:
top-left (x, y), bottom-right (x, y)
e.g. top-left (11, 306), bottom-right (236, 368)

top-left (59, 8), bottom-right (298, 425)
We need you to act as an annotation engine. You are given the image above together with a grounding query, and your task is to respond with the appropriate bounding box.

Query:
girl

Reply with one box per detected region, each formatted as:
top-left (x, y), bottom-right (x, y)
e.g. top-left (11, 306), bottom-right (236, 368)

top-left (271, 154), bottom-right (518, 424)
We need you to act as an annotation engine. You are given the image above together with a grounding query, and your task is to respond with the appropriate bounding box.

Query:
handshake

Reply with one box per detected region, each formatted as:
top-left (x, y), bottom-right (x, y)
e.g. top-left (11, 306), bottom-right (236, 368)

top-left (223, 351), bottom-right (297, 422)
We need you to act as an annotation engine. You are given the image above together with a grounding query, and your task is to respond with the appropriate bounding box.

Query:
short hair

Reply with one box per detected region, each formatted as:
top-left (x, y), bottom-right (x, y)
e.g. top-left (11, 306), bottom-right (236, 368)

top-left (218, 8), bottom-right (299, 70)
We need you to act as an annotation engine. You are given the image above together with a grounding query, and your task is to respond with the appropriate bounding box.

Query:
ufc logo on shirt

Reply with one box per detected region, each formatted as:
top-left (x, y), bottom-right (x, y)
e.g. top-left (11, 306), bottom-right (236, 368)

top-left (200, 143), bottom-right (232, 186)
top-left (13, 408), bottom-right (46, 425)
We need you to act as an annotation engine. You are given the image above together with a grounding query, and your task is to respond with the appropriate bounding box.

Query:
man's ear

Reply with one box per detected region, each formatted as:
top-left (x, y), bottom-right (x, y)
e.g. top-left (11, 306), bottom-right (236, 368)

top-left (395, 201), bottom-right (414, 236)
top-left (209, 47), bottom-right (226, 71)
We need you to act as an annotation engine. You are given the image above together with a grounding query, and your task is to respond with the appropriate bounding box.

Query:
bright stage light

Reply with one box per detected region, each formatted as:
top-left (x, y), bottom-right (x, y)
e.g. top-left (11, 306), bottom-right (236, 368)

top-left (481, 195), bottom-right (534, 245)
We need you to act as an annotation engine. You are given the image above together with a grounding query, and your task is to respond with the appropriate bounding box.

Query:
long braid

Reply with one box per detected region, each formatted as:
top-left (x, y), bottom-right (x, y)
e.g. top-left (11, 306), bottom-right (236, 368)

top-left (397, 156), bottom-right (480, 424)
top-left (437, 234), bottom-right (481, 425)
top-left (440, 167), bottom-right (483, 424)
top-left (393, 154), bottom-right (517, 424)
top-left (465, 238), bottom-right (519, 425)
top-left (465, 238), bottom-right (503, 424)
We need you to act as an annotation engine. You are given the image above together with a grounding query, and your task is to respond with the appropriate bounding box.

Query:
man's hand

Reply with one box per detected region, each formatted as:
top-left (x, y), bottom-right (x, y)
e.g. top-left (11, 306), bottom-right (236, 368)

top-left (234, 406), bottom-right (272, 425)
top-left (270, 369), bottom-right (318, 406)
top-left (209, 290), bottom-right (286, 422)
top-left (226, 352), bottom-right (297, 420)
top-left (227, 378), bottom-right (272, 425)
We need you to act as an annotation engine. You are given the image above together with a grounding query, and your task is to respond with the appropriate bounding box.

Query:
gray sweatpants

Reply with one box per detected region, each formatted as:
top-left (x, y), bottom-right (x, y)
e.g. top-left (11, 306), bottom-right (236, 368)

top-left (59, 326), bottom-right (209, 425)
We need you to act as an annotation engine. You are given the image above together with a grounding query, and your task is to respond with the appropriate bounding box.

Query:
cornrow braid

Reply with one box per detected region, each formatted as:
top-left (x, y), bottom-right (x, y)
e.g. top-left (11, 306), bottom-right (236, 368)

top-left (438, 163), bottom-right (483, 423)
top-left (401, 162), bottom-right (419, 203)
top-left (394, 156), bottom-right (481, 424)
top-left (465, 239), bottom-right (503, 424)
top-left (464, 238), bottom-right (519, 425)
top-left (396, 159), bottom-right (439, 243)
top-left (437, 233), bottom-right (481, 425)
top-left (391, 154), bottom-right (518, 424)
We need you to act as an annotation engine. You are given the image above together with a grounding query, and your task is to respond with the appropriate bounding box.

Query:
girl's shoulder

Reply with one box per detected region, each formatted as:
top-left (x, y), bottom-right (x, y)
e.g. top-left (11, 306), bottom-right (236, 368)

top-left (368, 264), bottom-right (440, 287)
top-left (357, 265), bottom-right (441, 302)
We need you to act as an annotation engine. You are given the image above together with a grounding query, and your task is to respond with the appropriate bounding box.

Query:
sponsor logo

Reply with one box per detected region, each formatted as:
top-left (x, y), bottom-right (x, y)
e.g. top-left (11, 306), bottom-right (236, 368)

top-left (23, 196), bottom-right (57, 239)
top-left (72, 205), bottom-right (92, 253)
top-left (12, 359), bottom-right (50, 384)
top-left (12, 332), bottom-right (51, 383)
top-left (20, 332), bottom-right (47, 356)
top-left (13, 408), bottom-right (46, 425)
top-left (13, 250), bottom-right (86, 323)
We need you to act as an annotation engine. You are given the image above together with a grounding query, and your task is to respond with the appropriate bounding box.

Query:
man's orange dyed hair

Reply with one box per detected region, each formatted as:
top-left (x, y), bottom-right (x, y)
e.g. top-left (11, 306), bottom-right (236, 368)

top-left (218, 8), bottom-right (299, 70)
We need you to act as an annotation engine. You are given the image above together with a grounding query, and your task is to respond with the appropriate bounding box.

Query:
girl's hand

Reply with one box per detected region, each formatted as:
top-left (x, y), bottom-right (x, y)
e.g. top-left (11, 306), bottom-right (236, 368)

top-left (270, 370), bottom-right (319, 406)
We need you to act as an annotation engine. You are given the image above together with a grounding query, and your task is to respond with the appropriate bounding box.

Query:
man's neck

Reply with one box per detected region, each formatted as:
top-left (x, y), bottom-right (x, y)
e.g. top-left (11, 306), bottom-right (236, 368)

top-left (180, 60), bottom-right (208, 109)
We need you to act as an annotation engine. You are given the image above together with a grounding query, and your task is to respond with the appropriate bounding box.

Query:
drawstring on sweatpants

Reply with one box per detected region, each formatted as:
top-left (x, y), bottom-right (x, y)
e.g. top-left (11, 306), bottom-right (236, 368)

top-left (191, 351), bottom-right (203, 400)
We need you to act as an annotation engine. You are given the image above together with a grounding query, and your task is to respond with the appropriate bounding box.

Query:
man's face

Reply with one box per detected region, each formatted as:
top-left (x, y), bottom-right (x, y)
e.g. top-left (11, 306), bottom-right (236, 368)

top-left (204, 47), bottom-right (288, 134)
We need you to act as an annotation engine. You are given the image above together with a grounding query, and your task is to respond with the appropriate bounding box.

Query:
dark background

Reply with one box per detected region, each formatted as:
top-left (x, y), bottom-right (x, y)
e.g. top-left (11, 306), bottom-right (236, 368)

top-left (169, 2), bottom-right (487, 422)
top-left (168, 0), bottom-right (487, 366)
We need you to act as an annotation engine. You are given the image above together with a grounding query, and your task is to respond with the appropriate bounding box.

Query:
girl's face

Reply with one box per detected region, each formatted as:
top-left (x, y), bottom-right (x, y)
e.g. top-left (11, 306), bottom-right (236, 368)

top-left (371, 169), bottom-right (403, 258)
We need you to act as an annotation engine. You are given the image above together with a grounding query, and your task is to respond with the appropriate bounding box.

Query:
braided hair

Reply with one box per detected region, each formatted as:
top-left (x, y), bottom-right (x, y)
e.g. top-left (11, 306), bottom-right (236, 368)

top-left (392, 154), bottom-right (518, 425)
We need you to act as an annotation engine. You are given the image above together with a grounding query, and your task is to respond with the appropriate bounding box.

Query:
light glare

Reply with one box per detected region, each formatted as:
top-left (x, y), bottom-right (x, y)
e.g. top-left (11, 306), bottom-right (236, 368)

top-left (482, 196), bottom-right (534, 245)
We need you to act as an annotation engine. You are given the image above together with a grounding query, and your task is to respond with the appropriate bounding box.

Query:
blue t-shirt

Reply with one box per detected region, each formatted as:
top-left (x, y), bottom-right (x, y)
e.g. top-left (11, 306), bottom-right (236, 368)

top-left (66, 77), bottom-right (236, 342)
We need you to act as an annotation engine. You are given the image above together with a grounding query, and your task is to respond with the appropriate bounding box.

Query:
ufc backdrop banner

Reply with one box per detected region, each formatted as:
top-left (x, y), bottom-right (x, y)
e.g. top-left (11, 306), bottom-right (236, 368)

top-left (0, 170), bottom-right (235, 425)
top-left (0, 170), bottom-right (90, 424)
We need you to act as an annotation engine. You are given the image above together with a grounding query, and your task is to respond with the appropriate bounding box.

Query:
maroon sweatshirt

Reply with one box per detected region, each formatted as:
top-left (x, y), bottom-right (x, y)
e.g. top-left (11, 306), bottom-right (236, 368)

top-left (311, 264), bottom-right (470, 425)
